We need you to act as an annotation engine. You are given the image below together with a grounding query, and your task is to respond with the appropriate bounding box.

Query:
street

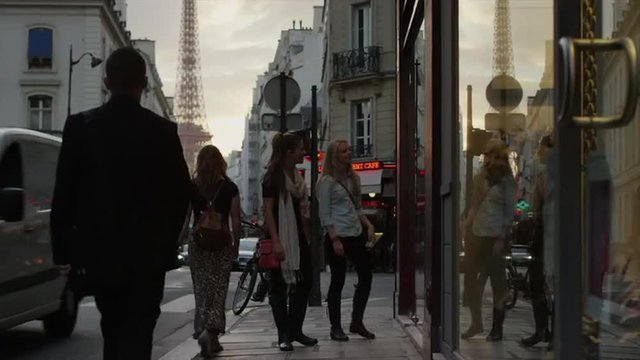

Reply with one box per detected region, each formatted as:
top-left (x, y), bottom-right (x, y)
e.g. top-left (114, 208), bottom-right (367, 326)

top-left (0, 268), bottom-right (397, 360)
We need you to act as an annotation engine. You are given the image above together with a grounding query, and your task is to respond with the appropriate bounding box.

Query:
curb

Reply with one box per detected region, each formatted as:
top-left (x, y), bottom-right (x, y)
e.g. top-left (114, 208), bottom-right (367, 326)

top-left (396, 316), bottom-right (446, 360)
top-left (158, 307), bottom-right (258, 360)
top-left (396, 316), bottom-right (424, 353)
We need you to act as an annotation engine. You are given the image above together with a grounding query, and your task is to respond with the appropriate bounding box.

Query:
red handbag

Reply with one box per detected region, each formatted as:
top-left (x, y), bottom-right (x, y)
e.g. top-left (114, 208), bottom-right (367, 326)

top-left (258, 239), bottom-right (280, 269)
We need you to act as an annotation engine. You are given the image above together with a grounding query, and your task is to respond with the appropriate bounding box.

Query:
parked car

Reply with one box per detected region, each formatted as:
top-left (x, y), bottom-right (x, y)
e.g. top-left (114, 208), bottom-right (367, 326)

top-left (0, 128), bottom-right (78, 336)
top-left (176, 243), bottom-right (189, 266)
top-left (234, 237), bottom-right (259, 270)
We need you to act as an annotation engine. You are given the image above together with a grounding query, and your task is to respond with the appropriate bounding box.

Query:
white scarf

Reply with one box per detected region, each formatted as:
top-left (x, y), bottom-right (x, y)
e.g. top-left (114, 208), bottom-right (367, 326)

top-left (278, 169), bottom-right (309, 285)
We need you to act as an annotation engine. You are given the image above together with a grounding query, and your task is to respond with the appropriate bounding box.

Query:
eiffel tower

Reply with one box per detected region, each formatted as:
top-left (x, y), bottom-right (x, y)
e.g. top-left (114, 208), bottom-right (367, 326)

top-left (175, 0), bottom-right (211, 170)
top-left (485, 0), bottom-right (523, 130)
top-left (492, 0), bottom-right (515, 77)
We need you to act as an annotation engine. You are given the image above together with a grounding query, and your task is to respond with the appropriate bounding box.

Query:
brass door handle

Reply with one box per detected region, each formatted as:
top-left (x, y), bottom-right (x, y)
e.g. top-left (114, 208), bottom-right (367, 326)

top-left (558, 36), bottom-right (638, 128)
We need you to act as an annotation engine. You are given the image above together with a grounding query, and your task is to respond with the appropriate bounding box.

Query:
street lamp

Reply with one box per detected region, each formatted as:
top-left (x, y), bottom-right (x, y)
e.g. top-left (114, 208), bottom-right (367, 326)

top-left (67, 45), bottom-right (103, 117)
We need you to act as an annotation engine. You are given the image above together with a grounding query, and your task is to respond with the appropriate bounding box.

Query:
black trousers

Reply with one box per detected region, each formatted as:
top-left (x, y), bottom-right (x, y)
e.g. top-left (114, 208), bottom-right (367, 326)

top-left (465, 236), bottom-right (507, 314)
top-left (528, 253), bottom-right (550, 333)
top-left (269, 238), bottom-right (313, 340)
top-left (325, 234), bottom-right (372, 328)
top-left (94, 273), bottom-right (165, 360)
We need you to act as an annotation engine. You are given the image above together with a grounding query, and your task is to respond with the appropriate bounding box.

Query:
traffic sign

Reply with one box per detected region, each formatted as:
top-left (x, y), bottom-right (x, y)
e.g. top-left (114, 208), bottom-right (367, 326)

top-left (263, 74), bottom-right (301, 112)
top-left (262, 113), bottom-right (304, 131)
top-left (484, 112), bottom-right (525, 130)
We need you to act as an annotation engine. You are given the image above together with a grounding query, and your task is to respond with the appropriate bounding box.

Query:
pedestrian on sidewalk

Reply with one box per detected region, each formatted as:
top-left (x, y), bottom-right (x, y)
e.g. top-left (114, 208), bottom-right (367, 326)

top-left (189, 145), bottom-right (241, 357)
top-left (317, 139), bottom-right (376, 342)
top-left (50, 47), bottom-right (191, 360)
top-left (520, 135), bottom-right (553, 348)
top-left (262, 132), bottom-right (317, 352)
top-left (461, 138), bottom-right (516, 342)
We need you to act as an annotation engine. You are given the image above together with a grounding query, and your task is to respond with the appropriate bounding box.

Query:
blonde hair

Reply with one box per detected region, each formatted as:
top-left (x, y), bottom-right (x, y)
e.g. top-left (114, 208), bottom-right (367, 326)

top-left (322, 139), bottom-right (361, 196)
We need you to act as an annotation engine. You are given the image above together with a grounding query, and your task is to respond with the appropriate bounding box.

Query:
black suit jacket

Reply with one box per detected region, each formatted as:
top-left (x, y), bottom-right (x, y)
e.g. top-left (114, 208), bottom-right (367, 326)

top-left (50, 97), bottom-right (191, 284)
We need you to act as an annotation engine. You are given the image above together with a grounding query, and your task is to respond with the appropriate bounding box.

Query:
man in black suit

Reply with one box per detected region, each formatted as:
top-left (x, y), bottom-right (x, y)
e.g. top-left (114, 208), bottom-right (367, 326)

top-left (51, 47), bottom-right (191, 360)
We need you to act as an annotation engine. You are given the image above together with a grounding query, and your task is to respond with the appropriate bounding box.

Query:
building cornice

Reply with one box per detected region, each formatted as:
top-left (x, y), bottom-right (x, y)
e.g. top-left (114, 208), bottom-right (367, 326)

top-left (0, 0), bottom-right (129, 46)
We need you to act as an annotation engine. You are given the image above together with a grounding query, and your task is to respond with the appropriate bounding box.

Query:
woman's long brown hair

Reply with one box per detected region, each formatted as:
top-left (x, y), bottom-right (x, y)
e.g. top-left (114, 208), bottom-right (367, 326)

top-left (265, 132), bottom-right (303, 193)
top-left (193, 145), bottom-right (229, 197)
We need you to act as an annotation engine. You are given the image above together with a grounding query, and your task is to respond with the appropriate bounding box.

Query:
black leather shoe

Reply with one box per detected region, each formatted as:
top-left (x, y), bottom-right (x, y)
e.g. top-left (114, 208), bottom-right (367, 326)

top-left (330, 327), bottom-right (349, 341)
top-left (291, 333), bottom-right (318, 346)
top-left (278, 341), bottom-right (293, 351)
top-left (349, 323), bottom-right (376, 339)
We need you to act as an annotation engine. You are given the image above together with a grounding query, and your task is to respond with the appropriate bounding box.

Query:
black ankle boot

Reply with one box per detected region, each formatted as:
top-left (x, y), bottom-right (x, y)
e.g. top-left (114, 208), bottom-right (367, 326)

top-left (461, 323), bottom-right (484, 340)
top-left (291, 332), bottom-right (318, 346)
top-left (461, 306), bottom-right (483, 340)
top-left (330, 327), bottom-right (349, 341)
top-left (521, 328), bottom-right (551, 347)
top-left (349, 322), bottom-right (375, 339)
top-left (486, 307), bottom-right (504, 342)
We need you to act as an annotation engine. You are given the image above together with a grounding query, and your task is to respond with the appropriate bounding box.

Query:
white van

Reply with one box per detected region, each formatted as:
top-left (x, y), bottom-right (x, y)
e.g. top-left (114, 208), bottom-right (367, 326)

top-left (0, 128), bottom-right (78, 336)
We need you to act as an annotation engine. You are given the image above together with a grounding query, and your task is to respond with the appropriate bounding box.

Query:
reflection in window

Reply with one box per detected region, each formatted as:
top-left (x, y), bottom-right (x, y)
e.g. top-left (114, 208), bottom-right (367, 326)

top-left (28, 28), bottom-right (53, 69)
top-left (20, 141), bottom-right (59, 212)
top-left (351, 99), bottom-right (372, 158)
top-left (28, 95), bottom-right (53, 131)
top-left (351, 2), bottom-right (371, 50)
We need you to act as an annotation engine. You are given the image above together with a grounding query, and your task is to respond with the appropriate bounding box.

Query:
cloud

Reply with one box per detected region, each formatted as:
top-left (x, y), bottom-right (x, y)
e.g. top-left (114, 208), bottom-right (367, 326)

top-left (459, 0), bottom-right (553, 126)
top-left (127, 0), bottom-right (322, 157)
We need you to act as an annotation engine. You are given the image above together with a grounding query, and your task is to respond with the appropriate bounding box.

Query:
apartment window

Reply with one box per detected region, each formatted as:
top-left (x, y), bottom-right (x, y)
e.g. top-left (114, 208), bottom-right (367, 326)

top-left (28, 95), bottom-right (53, 131)
top-left (351, 3), bottom-right (371, 50)
top-left (28, 28), bottom-right (53, 69)
top-left (352, 99), bottom-right (373, 158)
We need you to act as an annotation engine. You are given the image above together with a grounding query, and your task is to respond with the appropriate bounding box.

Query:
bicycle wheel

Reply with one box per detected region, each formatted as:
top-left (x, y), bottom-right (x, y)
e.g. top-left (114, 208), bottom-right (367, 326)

top-left (232, 259), bottom-right (258, 315)
top-left (504, 264), bottom-right (519, 309)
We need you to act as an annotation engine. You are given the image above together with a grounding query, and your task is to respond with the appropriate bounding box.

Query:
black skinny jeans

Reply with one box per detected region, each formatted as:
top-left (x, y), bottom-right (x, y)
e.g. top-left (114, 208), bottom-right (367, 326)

top-left (269, 238), bottom-right (313, 340)
top-left (325, 234), bottom-right (372, 328)
top-left (466, 236), bottom-right (507, 313)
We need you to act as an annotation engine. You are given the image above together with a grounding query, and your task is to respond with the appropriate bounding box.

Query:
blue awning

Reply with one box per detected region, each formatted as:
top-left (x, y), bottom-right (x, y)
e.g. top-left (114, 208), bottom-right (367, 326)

top-left (28, 28), bottom-right (52, 59)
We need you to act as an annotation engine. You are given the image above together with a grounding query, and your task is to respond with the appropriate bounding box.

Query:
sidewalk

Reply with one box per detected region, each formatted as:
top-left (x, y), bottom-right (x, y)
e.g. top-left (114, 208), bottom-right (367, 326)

top-left (160, 285), bottom-right (421, 359)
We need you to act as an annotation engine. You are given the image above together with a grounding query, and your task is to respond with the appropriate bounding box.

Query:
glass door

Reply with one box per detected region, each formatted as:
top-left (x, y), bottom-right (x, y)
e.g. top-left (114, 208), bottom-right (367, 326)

top-left (456, 1), bottom-right (557, 358)
top-left (566, 0), bottom-right (640, 358)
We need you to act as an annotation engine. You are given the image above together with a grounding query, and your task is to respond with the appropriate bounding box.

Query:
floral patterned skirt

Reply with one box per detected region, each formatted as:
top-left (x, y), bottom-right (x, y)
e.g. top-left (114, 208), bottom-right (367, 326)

top-left (189, 241), bottom-right (234, 336)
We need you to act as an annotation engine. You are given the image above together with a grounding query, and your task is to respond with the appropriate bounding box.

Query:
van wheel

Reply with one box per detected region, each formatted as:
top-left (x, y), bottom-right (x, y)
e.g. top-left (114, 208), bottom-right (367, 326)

top-left (43, 284), bottom-right (78, 337)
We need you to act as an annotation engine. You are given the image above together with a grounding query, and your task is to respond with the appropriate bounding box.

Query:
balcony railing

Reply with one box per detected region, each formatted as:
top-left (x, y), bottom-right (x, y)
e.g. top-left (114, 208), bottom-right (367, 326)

top-left (333, 46), bottom-right (381, 80)
top-left (353, 143), bottom-right (374, 159)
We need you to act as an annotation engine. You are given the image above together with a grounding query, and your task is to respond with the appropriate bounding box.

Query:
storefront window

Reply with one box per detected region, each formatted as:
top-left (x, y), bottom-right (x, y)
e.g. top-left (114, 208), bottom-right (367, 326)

top-left (457, 0), bottom-right (555, 358)
top-left (581, 2), bottom-right (640, 357)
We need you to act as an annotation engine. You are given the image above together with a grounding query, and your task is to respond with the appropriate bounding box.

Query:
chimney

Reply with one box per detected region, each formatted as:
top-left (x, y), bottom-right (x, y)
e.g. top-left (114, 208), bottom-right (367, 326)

top-left (132, 39), bottom-right (156, 65)
top-left (292, 20), bottom-right (296, 29)
top-left (299, 20), bottom-right (302, 29)
top-left (313, 6), bottom-right (323, 32)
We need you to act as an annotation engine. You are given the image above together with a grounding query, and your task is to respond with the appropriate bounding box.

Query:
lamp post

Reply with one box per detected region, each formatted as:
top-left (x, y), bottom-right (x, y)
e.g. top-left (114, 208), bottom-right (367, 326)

top-left (67, 45), bottom-right (103, 117)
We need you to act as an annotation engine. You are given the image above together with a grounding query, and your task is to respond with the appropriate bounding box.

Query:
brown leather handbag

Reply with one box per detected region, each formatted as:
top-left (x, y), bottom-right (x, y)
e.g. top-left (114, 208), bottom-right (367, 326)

top-left (193, 183), bottom-right (233, 251)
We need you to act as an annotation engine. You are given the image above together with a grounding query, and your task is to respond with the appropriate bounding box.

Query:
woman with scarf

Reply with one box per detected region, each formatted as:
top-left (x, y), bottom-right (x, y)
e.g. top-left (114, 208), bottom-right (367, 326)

top-left (317, 139), bottom-right (376, 342)
top-left (262, 132), bottom-right (317, 352)
top-left (461, 138), bottom-right (516, 342)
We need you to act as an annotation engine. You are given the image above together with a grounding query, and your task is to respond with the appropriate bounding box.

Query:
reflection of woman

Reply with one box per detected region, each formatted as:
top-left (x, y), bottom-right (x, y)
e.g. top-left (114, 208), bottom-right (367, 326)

top-left (521, 135), bottom-right (553, 347)
top-left (262, 133), bottom-right (317, 352)
top-left (318, 140), bottom-right (376, 341)
top-left (189, 145), bottom-right (241, 357)
top-left (461, 139), bottom-right (516, 342)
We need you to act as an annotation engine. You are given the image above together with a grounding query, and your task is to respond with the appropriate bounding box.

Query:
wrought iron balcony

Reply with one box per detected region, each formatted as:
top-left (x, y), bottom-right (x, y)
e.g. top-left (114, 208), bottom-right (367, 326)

top-left (353, 143), bottom-right (374, 159)
top-left (333, 46), bottom-right (381, 80)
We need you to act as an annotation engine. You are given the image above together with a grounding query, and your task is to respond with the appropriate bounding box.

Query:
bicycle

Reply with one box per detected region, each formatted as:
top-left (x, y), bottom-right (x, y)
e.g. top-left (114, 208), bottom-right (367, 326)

top-left (231, 221), bottom-right (270, 315)
top-left (504, 243), bottom-right (533, 309)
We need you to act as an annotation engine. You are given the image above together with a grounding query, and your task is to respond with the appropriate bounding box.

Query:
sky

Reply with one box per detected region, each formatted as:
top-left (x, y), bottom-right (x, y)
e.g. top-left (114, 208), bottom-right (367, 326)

top-left (126, 0), bottom-right (323, 157)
